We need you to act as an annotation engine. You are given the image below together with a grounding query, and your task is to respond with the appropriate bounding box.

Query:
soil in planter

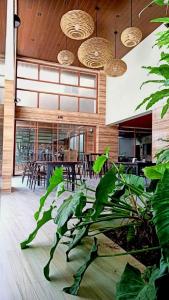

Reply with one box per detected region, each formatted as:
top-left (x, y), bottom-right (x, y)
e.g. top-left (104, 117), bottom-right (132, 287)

top-left (105, 223), bottom-right (161, 267)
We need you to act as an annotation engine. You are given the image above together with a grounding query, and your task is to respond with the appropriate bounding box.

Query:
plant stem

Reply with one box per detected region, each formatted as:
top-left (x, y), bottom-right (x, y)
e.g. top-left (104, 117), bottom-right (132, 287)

top-left (99, 245), bottom-right (161, 258)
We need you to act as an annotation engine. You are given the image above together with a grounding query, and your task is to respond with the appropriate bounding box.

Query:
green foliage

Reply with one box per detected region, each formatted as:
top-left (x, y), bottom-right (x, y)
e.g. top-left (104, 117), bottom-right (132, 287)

top-left (116, 263), bottom-right (158, 300)
top-left (63, 238), bottom-right (98, 296)
top-left (156, 148), bottom-right (169, 163)
top-left (137, 15), bottom-right (169, 118)
top-left (66, 225), bottom-right (89, 262)
top-left (20, 205), bottom-right (54, 249)
top-left (44, 232), bottom-right (60, 280)
top-left (34, 168), bottom-right (64, 221)
top-left (93, 147), bottom-right (109, 174)
top-left (153, 0), bottom-right (169, 6)
top-left (143, 162), bottom-right (169, 179)
top-left (92, 167), bottom-right (117, 218)
top-left (152, 169), bottom-right (169, 247)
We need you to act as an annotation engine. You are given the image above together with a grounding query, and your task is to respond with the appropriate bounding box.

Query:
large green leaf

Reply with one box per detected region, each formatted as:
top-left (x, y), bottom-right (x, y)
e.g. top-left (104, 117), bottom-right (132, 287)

top-left (142, 65), bottom-right (169, 79)
top-left (20, 206), bottom-right (54, 249)
top-left (93, 147), bottom-right (109, 174)
top-left (122, 174), bottom-right (145, 194)
top-left (156, 149), bottom-right (169, 164)
top-left (155, 30), bottom-right (169, 48)
top-left (116, 263), bottom-right (157, 300)
top-left (152, 169), bottom-right (169, 246)
top-left (153, 0), bottom-right (169, 6)
top-left (92, 168), bottom-right (117, 219)
top-left (136, 89), bottom-right (169, 112)
top-left (63, 237), bottom-right (98, 296)
top-left (54, 191), bottom-right (86, 234)
top-left (143, 163), bottom-right (169, 179)
top-left (160, 52), bottom-right (169, 63)
top-left (43, 232), bottom-right (60, 281)
top-left (151, 17), bottom-right (169, 23)
top-left (34, 168), bottom-right (63, 221)
top-left (66, 225), bottom-right (89, 262)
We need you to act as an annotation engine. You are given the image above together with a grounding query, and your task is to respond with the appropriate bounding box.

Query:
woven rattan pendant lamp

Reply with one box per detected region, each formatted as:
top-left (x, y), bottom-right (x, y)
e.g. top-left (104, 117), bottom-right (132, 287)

top-left (78, 6), bottom-right (113, 69)
top-left (104, 31), bottom-right (127, 77)
top-left (57, 34), bottom-right (74, 66)
top-left (121, 0), bottom-right (142, 47)
top-left (60, 0), bottom-right (94, 40)
top-left (58, 1), bottom-right (75, 66)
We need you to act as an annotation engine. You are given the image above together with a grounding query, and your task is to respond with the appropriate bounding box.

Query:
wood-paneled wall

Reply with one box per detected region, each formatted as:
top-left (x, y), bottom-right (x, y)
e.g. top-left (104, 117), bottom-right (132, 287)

top-left (152, 106), bottom-right (169, 161)
top-left (2, 80), bottom-right (15, 191)
top-left (97, 72), bottom-right (118, 161)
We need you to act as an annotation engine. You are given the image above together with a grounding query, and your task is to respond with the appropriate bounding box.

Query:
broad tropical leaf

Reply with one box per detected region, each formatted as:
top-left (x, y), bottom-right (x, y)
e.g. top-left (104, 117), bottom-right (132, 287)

top-left (116, 263), bottom-right (157, 300)
top-left (136, 89), bottom-right (169, 113)
top-left (92, 168), bottom-right (117, 219)
top-left (20, 206), bottom-right (54, 249)
top-left (123, 174), bottom-right (145, 194)
top-left (143, 162), bottom-right (169, 179)
top-left (44, 232), bottom-right (60, 280)
top-left (54, 191), bottom-right (86, 234)
top-left (142, 65), bottom-right (169, 79)
top-left (161, 98), bottom-right (169, 117)
top-left (93, 147), bottom-right (109, 174)
top-left (151, 17), bottom-right (169, 23)
top-left (63, 238), bottom-right (98, 295)
top-left (152, 169), bottom-right (169, 246)
top-left (160, 52), bottom-right (169, 63)
top-left (66, 225), bottom-right (89, 261)
top-left (153, 0), bottom-right (169, 6)
top-left (34, 168), bottom-right (63, 221)
top-left (156, 149), bottom-right (169, 164)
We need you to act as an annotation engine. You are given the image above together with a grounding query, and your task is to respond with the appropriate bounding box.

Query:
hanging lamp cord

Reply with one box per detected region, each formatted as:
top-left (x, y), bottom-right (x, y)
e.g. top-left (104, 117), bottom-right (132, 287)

top-left (131, 0), bottom-right (132, 27)
top-left (114, 31), bottom-right (117, 59)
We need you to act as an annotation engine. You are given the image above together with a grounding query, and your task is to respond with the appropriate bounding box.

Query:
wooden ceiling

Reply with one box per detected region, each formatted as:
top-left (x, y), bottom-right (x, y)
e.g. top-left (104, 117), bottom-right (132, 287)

top-left (15, 0), bottom-right (169, 67)
top-left (0, 0), bottom-right (7, 55)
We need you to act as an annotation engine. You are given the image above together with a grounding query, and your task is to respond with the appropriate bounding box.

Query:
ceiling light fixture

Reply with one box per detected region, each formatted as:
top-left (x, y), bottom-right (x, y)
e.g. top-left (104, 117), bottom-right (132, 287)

top-left (78, 7), bottom-right (113, 68)
top-left (60, 10), bottom-right (94, 40)
top-left (121, 0), bottom-right (142, 47)
top-left (57, 49), bottom-right (74, 66)
top-left (104, 31), bottom-right (127, 77)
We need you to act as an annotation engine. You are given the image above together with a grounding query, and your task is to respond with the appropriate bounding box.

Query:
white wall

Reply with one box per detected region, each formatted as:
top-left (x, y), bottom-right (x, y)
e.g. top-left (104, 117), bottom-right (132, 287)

top-left (106, 25), bottom-right (165, 125)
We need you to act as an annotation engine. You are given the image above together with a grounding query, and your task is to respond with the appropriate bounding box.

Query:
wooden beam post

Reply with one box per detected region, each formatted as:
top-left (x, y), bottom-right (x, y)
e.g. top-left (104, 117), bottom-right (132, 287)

top-left (2, 0), bottom-right (15, 191)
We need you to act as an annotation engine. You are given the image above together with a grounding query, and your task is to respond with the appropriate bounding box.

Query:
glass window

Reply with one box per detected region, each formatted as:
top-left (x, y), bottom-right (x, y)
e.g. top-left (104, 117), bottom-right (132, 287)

top-left (40, 66), bottom-right (59, 82)
top-left (60, 70), bottom-right (78, 85)
top-left (17, 61), bottom-right (38, 79)
top-left (17, 79), bottom-right (96, 98)
top-left (60, 96), bottom-right (78, 112)
top-left (80, 73), bottom-right (96, 88)
top-left (39, 93), bottom-right (59, 110)
top-left (79, 98), bottom-right (96, 113)
top-left (17, 90), bottom-right (38, 107)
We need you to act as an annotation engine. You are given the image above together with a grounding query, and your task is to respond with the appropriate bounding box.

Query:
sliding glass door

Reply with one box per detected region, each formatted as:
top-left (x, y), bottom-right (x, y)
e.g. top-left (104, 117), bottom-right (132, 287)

top-left (15, 121), bottom-right (95, 174)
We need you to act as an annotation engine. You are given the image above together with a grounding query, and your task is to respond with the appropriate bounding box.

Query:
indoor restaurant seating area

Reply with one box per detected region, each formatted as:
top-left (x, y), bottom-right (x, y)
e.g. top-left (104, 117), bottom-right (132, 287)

top-left (0, 1), bottom-right (169, 299)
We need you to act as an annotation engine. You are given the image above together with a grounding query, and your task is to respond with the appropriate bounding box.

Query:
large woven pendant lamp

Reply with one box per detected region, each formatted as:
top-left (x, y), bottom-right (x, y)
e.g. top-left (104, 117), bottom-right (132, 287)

top-left (121, 0), bottom-right (142, 47)
top-left (60, 9), bottom-right (94, 40)
top-left (78, 6), bottom-right (113, 68)
top-left (104, 31), bottom-right (127, 77)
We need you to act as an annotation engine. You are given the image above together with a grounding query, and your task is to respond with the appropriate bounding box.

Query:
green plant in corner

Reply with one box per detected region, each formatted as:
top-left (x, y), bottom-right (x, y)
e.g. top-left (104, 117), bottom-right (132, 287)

top-left (136, 1), bottom-right (169, 118)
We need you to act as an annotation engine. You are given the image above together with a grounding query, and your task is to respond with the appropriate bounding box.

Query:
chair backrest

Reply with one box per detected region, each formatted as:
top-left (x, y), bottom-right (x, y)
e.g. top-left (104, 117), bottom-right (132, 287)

top-left (70, 150), bottom-right (78, 161)
top-left (64, 150), bottom-right (70, 161)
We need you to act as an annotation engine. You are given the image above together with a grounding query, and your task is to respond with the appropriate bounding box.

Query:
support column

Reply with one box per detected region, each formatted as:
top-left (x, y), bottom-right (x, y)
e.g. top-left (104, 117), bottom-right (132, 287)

top-left (2, 0), bottom-right (15, 191)
top-left (96, 72), bottom-right (118, 161)
top-left (2, 81), bottom-right (15, 191)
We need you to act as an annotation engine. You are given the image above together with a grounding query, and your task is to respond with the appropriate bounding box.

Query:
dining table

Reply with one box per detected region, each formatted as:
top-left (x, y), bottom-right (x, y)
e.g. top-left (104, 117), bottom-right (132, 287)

top-left (44, 161), bottom-right (80, 191)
